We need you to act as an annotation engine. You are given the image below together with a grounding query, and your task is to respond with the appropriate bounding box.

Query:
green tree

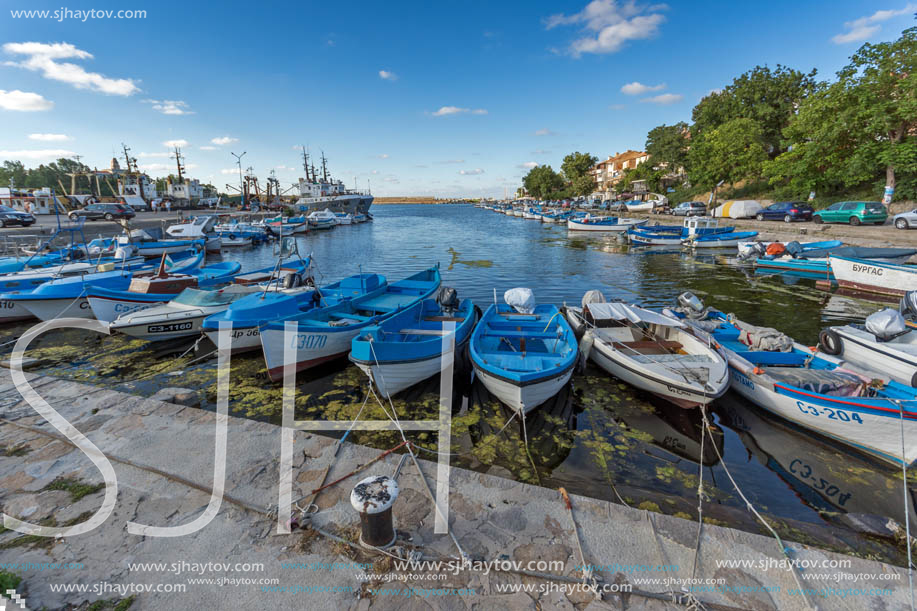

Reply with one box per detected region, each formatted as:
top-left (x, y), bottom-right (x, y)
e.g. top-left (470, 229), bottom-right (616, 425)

top-left (766, 27), bottom-right (917, 200)
top-left (522, 165), bottom-right (564, 198)
top-left (645, 122), bottom-right (689, 172)
top-left (617, 162), bottom-right (665, 194)
top-left (560, 151), bottom-right (598, 196)
top-left (692, 64), bottom-right (817, 158)
top-left (688, 118), bottom-right (768, 190)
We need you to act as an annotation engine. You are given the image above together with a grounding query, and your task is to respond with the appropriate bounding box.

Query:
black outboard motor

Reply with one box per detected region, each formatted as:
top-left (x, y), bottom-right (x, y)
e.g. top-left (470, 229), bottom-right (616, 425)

top-left (283, 272), bottom-right (302, 289)
top-left (435, 286), bottom-right (460, 313)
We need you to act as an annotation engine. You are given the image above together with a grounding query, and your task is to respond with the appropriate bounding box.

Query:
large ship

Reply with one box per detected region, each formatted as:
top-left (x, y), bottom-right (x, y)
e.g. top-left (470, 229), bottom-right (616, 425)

top-left (292, 147), bottom-right (373, 214)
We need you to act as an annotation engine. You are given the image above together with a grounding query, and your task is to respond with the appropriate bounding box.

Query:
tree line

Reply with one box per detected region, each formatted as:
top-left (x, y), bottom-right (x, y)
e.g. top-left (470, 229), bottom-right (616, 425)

top-left (522, 27), bottom-right (916, 203)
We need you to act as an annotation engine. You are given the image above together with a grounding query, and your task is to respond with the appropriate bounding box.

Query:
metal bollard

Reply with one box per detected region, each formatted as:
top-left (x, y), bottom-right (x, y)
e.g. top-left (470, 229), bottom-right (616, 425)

top-left (350, 475), bottom-right (399, 548)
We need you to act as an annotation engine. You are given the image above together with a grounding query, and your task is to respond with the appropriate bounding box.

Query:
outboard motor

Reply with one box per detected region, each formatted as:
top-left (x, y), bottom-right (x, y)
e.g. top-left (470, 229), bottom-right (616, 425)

top-left (678, 291), bottom-right (705, 316)
top-left (899, 290), bottom-right (917, 322)
top-left (283, 272), bottom-right (302, 289)
top-left (435, 286), bottom-right (460, 313)
top-left (738, 242), bottom-right (765, 261)
top-left (865, 308), bottom-right (909, 342)
top-left (581, 290), bottom-right (606, 309)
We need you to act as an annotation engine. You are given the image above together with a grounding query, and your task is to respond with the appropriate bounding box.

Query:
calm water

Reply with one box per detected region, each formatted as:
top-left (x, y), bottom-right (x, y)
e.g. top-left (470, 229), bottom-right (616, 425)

top-left (3, 204), bottom-right (914, 564)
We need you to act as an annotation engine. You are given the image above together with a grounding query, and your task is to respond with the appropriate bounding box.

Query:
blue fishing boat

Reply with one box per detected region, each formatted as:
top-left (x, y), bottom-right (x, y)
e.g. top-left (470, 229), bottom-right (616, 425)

top-left (86, 260), bottom-right (243, 323)
top-left (566, 216), bottom-right (647, 232)
top-left (2, 250), bottom-right (205, 321)
top-left (470, 295), bottom-right (578, 414)
top-left (261, 267), bottom-right (442, 381)
top-left (202, 269), bottom-right (380, 354)
top-left (755, 245), bottom-right (917, 277)
top-left (350, 291), bottom-right (478, 397)
top-left (684, 230), bottom-right (759, 248)
top-left (628, 217), bottom-right (735, 246)
top-left (668, 293), bottom-right (917, 466)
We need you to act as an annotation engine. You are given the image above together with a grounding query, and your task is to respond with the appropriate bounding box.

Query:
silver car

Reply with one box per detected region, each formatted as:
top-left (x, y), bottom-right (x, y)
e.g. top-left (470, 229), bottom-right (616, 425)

top-left (893, 208), bottom-right (917, 229)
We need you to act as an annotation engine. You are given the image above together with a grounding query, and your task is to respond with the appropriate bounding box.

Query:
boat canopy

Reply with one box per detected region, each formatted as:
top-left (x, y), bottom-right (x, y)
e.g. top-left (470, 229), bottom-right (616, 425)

top-left (586, 302), bottom-right (684, 327)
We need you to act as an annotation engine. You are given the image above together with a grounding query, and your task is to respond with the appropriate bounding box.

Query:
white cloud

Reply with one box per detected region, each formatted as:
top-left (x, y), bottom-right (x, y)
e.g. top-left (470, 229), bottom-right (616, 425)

top-left (140, 163), bottom-right (174, 173)
top-left (379, 70), bottom-right (397, 81)
top-left (459, 168), bottom-right (485, 175)
top-left (531, 149), bottom-right (550, 154)
top-left (28, 133), bottom-right (70, 141)
top-left (377, 153), bottom-right (390, 159)
top-left (220, 168), bottom-right (240, 175)
top-left (832, 5), bottom-right (915, 43)
top-left (534, 128), bottom-right (554, 136)
top-left (518, 161), bottom-right (538, 169)
top-left (621, 81), bottom-right (665, 95)
top-left (0, 89), bottom-right (53, 111)
top-left (546, 1), bottom-right (668, 56)
top-left (432, 106), bottom-right (488, 116)
top-left (0, 148), bottom-right (76, 160)
top-left (3, 42), bottom-right (138, 95)
top-left (162, 139), bottom-right (189, 148)
top-left (199, 145), bottom-right (218, 151)
top-left (211, 136), bottom-right (237, 146)
top-left (142, 99), bottom-right (194, 115)
top-left (641, 93), bottom-right (683, 105)
top-left (383, 176), bottom-right (399, 183)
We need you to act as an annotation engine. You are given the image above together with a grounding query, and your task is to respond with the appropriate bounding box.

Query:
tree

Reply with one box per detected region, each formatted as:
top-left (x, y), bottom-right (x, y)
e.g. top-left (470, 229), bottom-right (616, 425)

top-left (560, 151), bottom-right (598, 196)
top-left (687, 118), bottom-right (768, 190)
top-left (522, 165), bottom-right (564, 198)
top-left (692, 64), bottom-right (817, 158)
top-left (617, 162), bottom-right (665, 193)
top-left (645, 122), bottom-right (689, 173)
top-left (766, 27), bottom-right (917, 200)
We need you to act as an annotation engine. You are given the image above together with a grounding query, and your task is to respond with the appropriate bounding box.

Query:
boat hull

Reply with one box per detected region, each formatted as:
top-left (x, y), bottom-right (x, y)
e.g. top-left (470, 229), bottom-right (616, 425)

top-left (23, 296), bottom-right (93, 320)
top-left (567, 218), bottom-right (646, 232)
top-left (204, 325), bottom-right (262, 354)
top-left (473, 364), bottom-right (573, 415)
top-left (88, 294), bottom-right (172, 323)
top-left (0, 299), bottom-right (36, 323)
top-left (829, 256), bottom-right (917, 297)
top-left (111, 311), bottom-right (212, 341)
top-left (830, 327), bottom-right (917, 387)
top-left (262, 326), bottom-right (361, 382)
top-left (353, 355), bottom-right (445, 398)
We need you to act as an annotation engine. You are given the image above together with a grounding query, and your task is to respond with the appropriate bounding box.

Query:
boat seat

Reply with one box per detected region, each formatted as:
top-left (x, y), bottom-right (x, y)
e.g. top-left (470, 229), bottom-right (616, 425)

top-left (483, 330), bottom-right (559, 339)
top-left (399, 329), bottom-right (448, 336)
top-left (497, 311), bottom-right (539, 317)
top-left (612, 340), bottom-right (682, 354)
top-left (329, 312), bottom-right (370, 321)
top-left (424, 316), bottom-right (465, 322)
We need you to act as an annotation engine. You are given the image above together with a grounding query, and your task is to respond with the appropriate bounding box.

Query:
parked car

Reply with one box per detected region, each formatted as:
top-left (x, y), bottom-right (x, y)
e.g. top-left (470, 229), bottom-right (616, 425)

top-left (0, 205), bottom-right (36, 227)
top-left (813, 201), bottom-right (887, 225)
top-left (68, 202), bottom-right (136, 222)
top-left (671, 201), bottom-right (707, 217)
top-left (604, 201), bottom-right (627, 212)
top-left (892, 208), bottom-right (917, 230)
top-left (755, 201), bottom-right (813, 222)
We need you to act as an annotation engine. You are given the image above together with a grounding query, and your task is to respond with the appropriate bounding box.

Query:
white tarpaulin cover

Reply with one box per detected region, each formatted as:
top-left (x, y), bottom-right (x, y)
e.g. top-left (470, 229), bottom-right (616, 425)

top-left (122, 195), bottom-right (148, 210)
top-left (865, 308), bottom-right (908, 341)
top-left (713, 200), bottom-right (763, 219)
top-left (586, 302), bottom-right (684, 327)
top-left (504, 288), bottom-right (535, 314)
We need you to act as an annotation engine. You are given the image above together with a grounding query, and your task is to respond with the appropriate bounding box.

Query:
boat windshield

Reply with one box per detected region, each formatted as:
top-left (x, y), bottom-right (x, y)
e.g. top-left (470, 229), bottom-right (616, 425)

top-left (173, 288), bottom-right (241, 307)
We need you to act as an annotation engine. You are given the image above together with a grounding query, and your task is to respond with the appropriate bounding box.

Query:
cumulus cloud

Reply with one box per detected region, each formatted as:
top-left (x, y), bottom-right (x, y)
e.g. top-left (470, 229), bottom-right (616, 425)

top-left (459, 168), bottom-right (485, 175)
top-left (0, 148), bottom-right (76, 160)
top-left (379, 70), bottom-right (397, 81)
top-left (534, 128), bottom-right (555, 136)
top-left (162, 139), bottom-right (189, 148)
top-left (220, 168), bottom-right (241, 175)
top-left (211, 136), bottom-right (237, 146)
top-left (621, 81), bottom-right (665, 95)
top-left (545, 1), bottom-right (667, 56)
top-left (28, 133), bottom-right (70, 141)
top-left (0, 89), bottom-right (53, 111)
top-left (641, 93), bottom-right (683, 105)
top-left (142, 99), bottom-right (194, 115)
top-left (518, 161), bottom-right (538, 169)
top-left (3, 42), bottom-right (139, 95)
top-left (832, 5), bottom-right (915, 44)
top-left (432, 106), bottom-right (488, 116)
top-left (377, 153), bottom-right (390, 159)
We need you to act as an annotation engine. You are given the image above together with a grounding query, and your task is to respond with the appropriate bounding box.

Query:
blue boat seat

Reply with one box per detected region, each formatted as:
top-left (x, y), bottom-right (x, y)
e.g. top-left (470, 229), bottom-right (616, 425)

top-left (482, 330), bottom-right (560, 339)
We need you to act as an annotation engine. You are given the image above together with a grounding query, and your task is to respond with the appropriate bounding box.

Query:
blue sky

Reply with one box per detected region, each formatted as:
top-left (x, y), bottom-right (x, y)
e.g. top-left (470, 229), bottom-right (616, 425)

top-left (0, 0), bottom-right (914, 197)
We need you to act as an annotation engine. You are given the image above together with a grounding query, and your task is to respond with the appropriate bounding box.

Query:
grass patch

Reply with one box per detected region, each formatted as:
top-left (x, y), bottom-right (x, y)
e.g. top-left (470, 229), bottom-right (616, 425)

top-left (0, 569), bottom-right (21, 592)
top-left (44, 477), bottom-right (105, 501)
top-left (0, 511), bottom-right (93, 550)
top-left (2, 444), bottom-right (30, 457)
top-left (87, 595), bottom-right (136, 611)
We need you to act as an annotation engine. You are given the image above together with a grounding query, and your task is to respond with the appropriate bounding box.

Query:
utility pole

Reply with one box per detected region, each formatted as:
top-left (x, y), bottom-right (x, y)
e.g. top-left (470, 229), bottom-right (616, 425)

top-left (232, 151), bottom-right (247, 208)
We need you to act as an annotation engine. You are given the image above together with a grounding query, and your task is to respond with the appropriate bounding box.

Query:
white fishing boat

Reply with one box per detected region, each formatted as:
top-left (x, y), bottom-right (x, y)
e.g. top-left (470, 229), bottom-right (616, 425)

top-left (820, 299), bottom-right (917, 387)
top-left (352, 213), bottom-right (369, 223)
top-left (307, 208), bottom-right (338, 229)
top-left (566, 216), bottom-right (647, 232)
top-left (565, 293), bottom-right (729, 408)
top-left (109, 285), bottom-right (259, 341)
top-left (217, 234), bottom-right (253, 247)
top-left (334, 212), bottom-right (353, 225)
top-left (164, 216), bottom-right (223, 253)
top-left (829, 256), bottom-right (917, 297)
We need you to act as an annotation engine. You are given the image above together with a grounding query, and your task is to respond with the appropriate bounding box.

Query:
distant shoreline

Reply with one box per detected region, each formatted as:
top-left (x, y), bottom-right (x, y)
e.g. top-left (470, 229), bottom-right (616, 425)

top-left (372, 197), bottom-right (460, 204)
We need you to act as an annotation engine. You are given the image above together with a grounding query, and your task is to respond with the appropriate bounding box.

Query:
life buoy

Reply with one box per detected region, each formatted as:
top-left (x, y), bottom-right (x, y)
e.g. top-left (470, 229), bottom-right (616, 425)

top-left (818, 329), bottom-right (842, 355)
top-left (229, 233), bottom-right (237, 241)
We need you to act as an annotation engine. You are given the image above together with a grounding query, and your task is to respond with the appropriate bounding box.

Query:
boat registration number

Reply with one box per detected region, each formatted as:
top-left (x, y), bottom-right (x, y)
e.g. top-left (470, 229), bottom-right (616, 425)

top-left (0, 301), bottom-right (16, 309)
top-left (795, 400), bottom-right (863, 424)
top-left (788, 459), bottom-right (852, 506)
top-left (147, 322), bottom-right (194, 334)
top-left (291, 334), bottom-right (327, 350)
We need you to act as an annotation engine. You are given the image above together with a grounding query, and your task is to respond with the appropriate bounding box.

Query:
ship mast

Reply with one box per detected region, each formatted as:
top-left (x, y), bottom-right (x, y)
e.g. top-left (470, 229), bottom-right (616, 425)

top-left (320, 151), bottom-right (328, 182)
top-left (301, 145), bottom-right (312, 182)
top-left (172, 146), bottom-right (185, 182)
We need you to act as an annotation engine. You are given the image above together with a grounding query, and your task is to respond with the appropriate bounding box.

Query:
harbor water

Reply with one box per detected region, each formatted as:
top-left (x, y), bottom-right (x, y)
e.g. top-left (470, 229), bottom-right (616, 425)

top-left (2, 203), bottom-right (914, 566)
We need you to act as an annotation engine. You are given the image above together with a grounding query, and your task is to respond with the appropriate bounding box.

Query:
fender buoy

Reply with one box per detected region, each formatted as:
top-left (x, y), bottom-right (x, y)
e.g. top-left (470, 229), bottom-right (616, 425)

top-left (229, 233), bottom-right (237, 240)
top-left (818, 329), bottom-right (842, 355)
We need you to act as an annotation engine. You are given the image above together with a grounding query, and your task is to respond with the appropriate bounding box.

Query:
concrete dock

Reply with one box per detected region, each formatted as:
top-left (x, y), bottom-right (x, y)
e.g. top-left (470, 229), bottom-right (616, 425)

top-left (0, 367), bottom-right (913, 610)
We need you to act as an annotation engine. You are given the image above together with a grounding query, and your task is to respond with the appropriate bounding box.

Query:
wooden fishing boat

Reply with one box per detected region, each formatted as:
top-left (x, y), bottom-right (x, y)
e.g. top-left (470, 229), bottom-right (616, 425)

top-left (565, 296), bottom-right (728, 408)
top-left (470, 301), bottom-right (577, 414)
top-left (566, 216), bottom-right (647, 232)
top-left (683, 230), bottom-right (759, 248)
top-left (828, 256), bottom-right (917, 297)
top-left (350, 293), bottom-right (477, 398)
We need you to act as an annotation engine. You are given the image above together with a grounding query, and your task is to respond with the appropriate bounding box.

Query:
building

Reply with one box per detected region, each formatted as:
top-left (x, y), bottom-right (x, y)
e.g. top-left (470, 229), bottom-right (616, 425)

top-left (589, 150), bottom-right (650, 194)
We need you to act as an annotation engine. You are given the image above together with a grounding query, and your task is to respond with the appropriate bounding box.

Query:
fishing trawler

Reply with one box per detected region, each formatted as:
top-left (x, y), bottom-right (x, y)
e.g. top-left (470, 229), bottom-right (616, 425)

top-left (291, 147), bottom-right (373, 215)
